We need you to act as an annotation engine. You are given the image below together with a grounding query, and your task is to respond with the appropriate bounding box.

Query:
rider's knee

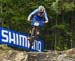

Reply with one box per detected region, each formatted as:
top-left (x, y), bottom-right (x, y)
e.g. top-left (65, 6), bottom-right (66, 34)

top-left (37, 31), bottom-right (40, 35)
top-left (29, 30), bottom-right (31, 34)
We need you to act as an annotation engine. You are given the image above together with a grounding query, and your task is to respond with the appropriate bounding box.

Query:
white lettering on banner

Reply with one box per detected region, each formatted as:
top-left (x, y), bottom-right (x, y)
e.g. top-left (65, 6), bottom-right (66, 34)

top-left (19, 35), bottom-right (28, 47)
top-left (0, 29), bottom-right (43, 52)
top-left (1, 30), bottom-right (29, 47)
top-left (15, 34), bottom-right (19, 45)
top-left (38, 41), bottom-right (41, 52)
top-left (36, 41), bottom-right (41, 51)
top-left (9, 32), bottom-right (15, 44)
top-left (1, 30), bottom-right (8, 42)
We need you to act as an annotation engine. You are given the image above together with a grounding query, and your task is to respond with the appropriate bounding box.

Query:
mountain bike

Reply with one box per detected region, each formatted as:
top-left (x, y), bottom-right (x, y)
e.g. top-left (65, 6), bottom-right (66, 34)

top-left (28, 21), bottom-right (44, 49)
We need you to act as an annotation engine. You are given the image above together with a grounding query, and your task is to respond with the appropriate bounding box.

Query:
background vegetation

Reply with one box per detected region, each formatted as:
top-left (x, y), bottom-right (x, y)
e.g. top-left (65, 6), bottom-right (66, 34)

top-left (0, 0), bottom-right (75, 50)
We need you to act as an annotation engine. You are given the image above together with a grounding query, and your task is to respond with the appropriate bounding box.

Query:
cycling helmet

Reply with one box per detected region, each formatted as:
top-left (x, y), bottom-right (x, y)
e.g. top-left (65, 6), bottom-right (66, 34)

top-left (38, 5), bottom-right (45, 12)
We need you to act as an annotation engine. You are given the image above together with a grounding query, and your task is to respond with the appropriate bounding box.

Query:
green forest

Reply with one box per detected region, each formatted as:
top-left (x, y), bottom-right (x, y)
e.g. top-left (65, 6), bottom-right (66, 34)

top-left (0, 0), bottom-right (75, 51)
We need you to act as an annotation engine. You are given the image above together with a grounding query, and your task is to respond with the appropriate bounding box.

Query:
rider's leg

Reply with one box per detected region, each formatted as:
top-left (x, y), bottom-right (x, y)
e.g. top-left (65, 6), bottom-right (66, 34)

top-left (27, 29), bottom-right (31, 40)
top-left (28, 26), bottom-right (35, 49)
top-left (28, 27), bottom-right (35, 39)
top-left (35, 27), bottom-right (40, 40)
top-left (36, 27), bottom-right (40, 36)
top-left (31, 27), bottom-right (35, 37)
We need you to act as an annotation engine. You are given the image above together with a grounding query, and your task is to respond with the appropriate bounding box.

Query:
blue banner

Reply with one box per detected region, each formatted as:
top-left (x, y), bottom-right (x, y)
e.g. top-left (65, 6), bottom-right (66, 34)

top-left (0, 27), bottom-right (44, 52)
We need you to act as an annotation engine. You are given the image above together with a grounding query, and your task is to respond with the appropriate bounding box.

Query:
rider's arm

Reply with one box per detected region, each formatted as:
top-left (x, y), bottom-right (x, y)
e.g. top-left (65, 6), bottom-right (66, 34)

top-left (44, 11), bottom-right (48, 23)
top-left (27, 9), bottom-right (38, 21)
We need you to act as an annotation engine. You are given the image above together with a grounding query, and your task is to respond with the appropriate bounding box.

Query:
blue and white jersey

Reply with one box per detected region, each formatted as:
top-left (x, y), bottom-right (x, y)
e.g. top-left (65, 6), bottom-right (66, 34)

top-left (28, 9), bottom-right (48, 22)
top-left (28, 9), bottom-right (48, 27)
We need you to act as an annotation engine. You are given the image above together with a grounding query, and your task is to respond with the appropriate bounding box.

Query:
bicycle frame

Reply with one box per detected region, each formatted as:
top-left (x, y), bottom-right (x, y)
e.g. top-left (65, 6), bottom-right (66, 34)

top-left (29, 21), bottom-right (44, 49)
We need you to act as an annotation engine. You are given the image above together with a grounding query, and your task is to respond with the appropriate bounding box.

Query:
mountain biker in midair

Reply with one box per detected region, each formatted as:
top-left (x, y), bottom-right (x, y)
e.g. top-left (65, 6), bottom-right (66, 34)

top-left (27, 5), bottom-right (48, 48)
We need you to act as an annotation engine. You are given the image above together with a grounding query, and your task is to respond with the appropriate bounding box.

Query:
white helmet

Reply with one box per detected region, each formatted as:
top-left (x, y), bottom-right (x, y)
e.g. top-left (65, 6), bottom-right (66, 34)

top-left (38, 5), bottom-right (45, 12)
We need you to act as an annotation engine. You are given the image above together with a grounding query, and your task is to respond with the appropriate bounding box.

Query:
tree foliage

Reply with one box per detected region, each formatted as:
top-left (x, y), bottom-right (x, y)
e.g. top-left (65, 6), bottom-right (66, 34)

top-left (0, 0), bottom-right (75, 50)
